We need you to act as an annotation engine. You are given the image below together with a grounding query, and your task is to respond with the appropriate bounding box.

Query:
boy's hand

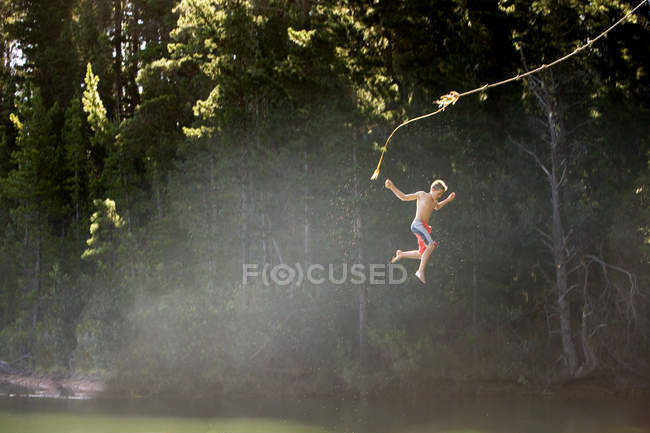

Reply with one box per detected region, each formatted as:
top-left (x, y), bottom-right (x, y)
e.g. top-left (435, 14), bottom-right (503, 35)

top-left (385, 178), bottom-right (394, 189)
top-left (437, 191), bottom-right (456, 209)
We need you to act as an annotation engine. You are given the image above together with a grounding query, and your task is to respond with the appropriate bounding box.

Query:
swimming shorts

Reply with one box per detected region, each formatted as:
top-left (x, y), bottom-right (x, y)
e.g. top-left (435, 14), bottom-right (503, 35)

top-left (411, 219), bottom-right (437, 254)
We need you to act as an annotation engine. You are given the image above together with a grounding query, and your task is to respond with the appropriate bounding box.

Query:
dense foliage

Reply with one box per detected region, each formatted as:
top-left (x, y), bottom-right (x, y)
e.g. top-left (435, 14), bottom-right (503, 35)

top-left (0, 0), bottom-right (648, 396)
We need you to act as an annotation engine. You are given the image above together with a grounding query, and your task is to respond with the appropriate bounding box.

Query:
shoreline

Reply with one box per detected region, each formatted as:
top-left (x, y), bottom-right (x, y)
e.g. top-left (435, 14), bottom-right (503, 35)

top-left (0, 373), bottom-right (106, 400)
top-left (1, 373), bottom-right (649, 402)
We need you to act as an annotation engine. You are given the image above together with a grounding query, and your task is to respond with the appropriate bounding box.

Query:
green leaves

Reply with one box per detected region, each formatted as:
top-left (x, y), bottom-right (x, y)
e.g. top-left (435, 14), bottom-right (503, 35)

top-left (287, 27), bottom-right (316, 48)
top-left (83, 63), bottom-right (111, 137)
top-left (4, 88), bottom-right (59, 211)
top-left (81, 198), bottom-right (125, 268)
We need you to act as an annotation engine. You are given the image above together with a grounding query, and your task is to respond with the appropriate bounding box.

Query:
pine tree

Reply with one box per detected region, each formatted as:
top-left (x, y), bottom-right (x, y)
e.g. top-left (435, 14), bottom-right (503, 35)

top-left (6, 0), bottom-right (79, 108)
top-left (4, 88), bottom-right (60, 331)
top-left (63, 97), bottom-right (91, 241)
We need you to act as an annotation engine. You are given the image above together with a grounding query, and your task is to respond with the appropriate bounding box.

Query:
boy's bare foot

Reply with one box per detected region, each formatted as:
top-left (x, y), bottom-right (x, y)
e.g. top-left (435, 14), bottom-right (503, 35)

top-left (391, 250), bottom-right (403, 263)
top-left (415, 270), bottom-right (426, 284)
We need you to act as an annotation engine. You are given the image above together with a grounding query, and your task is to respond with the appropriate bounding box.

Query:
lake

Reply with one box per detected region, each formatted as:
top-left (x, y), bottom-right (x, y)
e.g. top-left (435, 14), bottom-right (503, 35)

top-left (0, 394), bottom-right (648, 433)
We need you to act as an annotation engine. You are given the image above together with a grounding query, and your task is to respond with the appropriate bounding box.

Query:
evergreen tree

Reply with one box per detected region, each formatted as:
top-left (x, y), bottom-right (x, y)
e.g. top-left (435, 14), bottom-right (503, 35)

top-left (2, 88), bottom-right (60, 355)
top-left (7, 0), bottom-right (79, 107)
top-left (63, 97), bottom-right (91, 241)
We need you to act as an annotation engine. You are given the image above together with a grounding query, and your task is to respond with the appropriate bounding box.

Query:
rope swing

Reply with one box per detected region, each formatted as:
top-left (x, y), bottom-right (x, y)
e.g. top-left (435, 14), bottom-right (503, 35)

top-left (370, 0), bottom-right (649, 180)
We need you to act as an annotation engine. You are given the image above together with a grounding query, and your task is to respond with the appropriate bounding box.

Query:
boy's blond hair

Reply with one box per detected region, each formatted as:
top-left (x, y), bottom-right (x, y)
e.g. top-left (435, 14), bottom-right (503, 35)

top-left (431, 179), bottom-right (447, 192)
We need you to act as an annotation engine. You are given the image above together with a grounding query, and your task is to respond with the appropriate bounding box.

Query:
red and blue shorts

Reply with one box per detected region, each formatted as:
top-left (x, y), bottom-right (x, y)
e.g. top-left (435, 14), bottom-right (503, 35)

top-left (411, 219), bottom-right (437, 254)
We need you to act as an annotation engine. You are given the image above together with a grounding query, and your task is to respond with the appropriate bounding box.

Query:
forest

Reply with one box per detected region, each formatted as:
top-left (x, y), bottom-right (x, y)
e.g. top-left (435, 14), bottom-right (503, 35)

top-left (0, 0), bottom-right (648, 398)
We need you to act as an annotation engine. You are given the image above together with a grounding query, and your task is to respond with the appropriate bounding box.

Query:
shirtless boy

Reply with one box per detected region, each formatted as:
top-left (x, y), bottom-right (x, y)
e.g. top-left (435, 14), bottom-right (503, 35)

top-left (385, 178), bottom-right (456, 283)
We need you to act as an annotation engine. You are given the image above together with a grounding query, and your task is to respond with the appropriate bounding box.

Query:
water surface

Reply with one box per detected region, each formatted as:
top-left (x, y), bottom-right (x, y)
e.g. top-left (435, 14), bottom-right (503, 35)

top-left (0, 394), bottom-right (648, 433)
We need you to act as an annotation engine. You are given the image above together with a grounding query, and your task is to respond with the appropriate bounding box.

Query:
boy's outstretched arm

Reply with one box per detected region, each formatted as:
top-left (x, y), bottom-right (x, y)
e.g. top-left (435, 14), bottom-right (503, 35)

top-left (437, 192), bottom-right (456, 209)
top-left (385, 178), bottom-right (419, 201)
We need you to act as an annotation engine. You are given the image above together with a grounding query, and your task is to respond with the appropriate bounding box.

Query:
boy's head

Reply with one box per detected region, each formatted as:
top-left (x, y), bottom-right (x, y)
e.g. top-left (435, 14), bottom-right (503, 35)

top-left (430, 179), bottom-right (447, 199)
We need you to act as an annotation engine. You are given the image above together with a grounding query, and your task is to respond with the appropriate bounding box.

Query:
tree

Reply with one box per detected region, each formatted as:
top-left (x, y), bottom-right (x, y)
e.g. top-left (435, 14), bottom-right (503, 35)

top-left (502, 0), bottom-right (650, 379)
top-left (82, 198), bottom-right (125, 269)
top-left (4, 88), bottom-right (60, 331)
top-left (6, 0), bottom-right (79, 108)
top-left (62, 97), bottom-right (91, 241)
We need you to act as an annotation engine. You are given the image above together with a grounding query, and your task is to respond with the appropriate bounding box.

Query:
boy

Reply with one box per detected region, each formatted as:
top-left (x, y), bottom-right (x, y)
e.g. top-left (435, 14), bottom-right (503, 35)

top-left (385, 178), bottom-right (455, 283)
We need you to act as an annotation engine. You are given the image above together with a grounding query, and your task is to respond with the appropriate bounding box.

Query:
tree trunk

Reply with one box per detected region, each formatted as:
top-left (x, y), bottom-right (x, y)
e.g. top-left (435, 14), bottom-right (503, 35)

top-left (470, 169), bottom-right (479, 330)
top-left (352, 137), bottom-right (368, 396)
top-left (527, 73), bottom-right (579, 375)
top-left (114, 0), bottom-right (123, 122)
top-left (261, 199), bottom-right (268, 266)
top-left (550, 164), bottom-right (577, 374)
top-left (126, 0), bottom-right (141, 114)
top-left (32, 229), bottom-right (41, 330)
top-left (206, 156), bottom-right (216, 289)
top-left (303, 157), bottom-right (312, 266)
top-left (74, 163), bottom-right (80, 241)
top-left (240, 144), bottom-right (250, 307)
top-left (154, 159), bottom-right (164, 222)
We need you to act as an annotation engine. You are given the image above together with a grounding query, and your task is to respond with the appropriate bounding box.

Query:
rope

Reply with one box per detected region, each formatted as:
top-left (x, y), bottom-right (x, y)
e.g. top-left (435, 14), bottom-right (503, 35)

top-left (370, 0), bottom-right (649, 180)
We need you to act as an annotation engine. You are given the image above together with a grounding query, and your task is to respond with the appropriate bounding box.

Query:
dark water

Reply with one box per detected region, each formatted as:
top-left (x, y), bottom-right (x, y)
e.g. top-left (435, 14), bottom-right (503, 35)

top-left (0, 394), bottom-right (649, 433)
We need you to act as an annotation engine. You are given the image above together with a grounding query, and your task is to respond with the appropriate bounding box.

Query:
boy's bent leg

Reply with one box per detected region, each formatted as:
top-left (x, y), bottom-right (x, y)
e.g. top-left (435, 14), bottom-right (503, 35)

top-left (393, 250), bottom-right (421, 262)
top-left (415, 242), bottom-right (437, 283)
top-left (418, 242), bottom-right (436, 271)
top-left (400, 250), bottom-right (422, 260)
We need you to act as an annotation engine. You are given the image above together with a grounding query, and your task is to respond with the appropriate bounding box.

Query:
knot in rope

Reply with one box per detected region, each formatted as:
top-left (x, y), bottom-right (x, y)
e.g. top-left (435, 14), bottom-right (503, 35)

top-left (436, 91), bottom-right (460, 110)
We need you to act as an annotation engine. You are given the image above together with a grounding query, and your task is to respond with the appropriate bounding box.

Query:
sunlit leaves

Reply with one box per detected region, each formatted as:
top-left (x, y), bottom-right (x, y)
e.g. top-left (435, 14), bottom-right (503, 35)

top-left (82, 63), bottom-right (109, 136)
top-left (81, 198), bottom-right (125, 264)
top-left (287, 27), bottom-right (316, 48)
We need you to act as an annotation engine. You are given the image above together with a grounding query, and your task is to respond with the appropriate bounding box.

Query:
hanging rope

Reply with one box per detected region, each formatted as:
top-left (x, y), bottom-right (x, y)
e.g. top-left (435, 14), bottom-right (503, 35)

top-left (370, 0), bottom-right (649, 180)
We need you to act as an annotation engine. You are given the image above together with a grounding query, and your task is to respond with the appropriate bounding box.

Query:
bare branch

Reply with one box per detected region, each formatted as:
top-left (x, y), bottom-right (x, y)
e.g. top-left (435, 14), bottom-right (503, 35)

top-left (566, 248), bottom-right (578, 266)
top-left (263, 213), bottom-right (288, 266)
top-left (568, 264), bottom-right (582, 275)
top-left (563, 227), bottom-right (574, 245)
top-left (507, 133), bottom-right (551, 179)
top-left (588, 323), bottom-right (607, 339)
top-left (536, 225), bottom-right (552, 242)
top-left (532, 88), bottom-right (551, 112)
top-left (558, 284), bottom-right (580, 303)
top-left (535, 262), bottom-right (555, 288)
top-left (563, 230), bottom-right (578, 266)
top-left (582, 259), bottom-right (589, 298)
top-left (566, 118), bottom-right (595, 137)
top-left (535, 226), bottom-right (554, 251)
top-left (532, 116), bottom-right (548, 131)
top-left (559, 163), bottom-right (568, 186)
top-left (583, 253), bottom-right (639, 346)
top-left (584, 255), bottom-right (636, 287)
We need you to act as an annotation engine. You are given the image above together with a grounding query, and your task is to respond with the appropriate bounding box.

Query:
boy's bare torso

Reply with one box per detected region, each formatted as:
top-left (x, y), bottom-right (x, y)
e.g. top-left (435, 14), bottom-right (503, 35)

top-left (414, 192), bottom-right (439, 223)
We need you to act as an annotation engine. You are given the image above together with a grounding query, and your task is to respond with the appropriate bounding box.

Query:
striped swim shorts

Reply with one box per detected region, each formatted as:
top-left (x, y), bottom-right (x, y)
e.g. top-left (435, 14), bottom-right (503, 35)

top-left (411, 219), bottom-right (437, 254)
